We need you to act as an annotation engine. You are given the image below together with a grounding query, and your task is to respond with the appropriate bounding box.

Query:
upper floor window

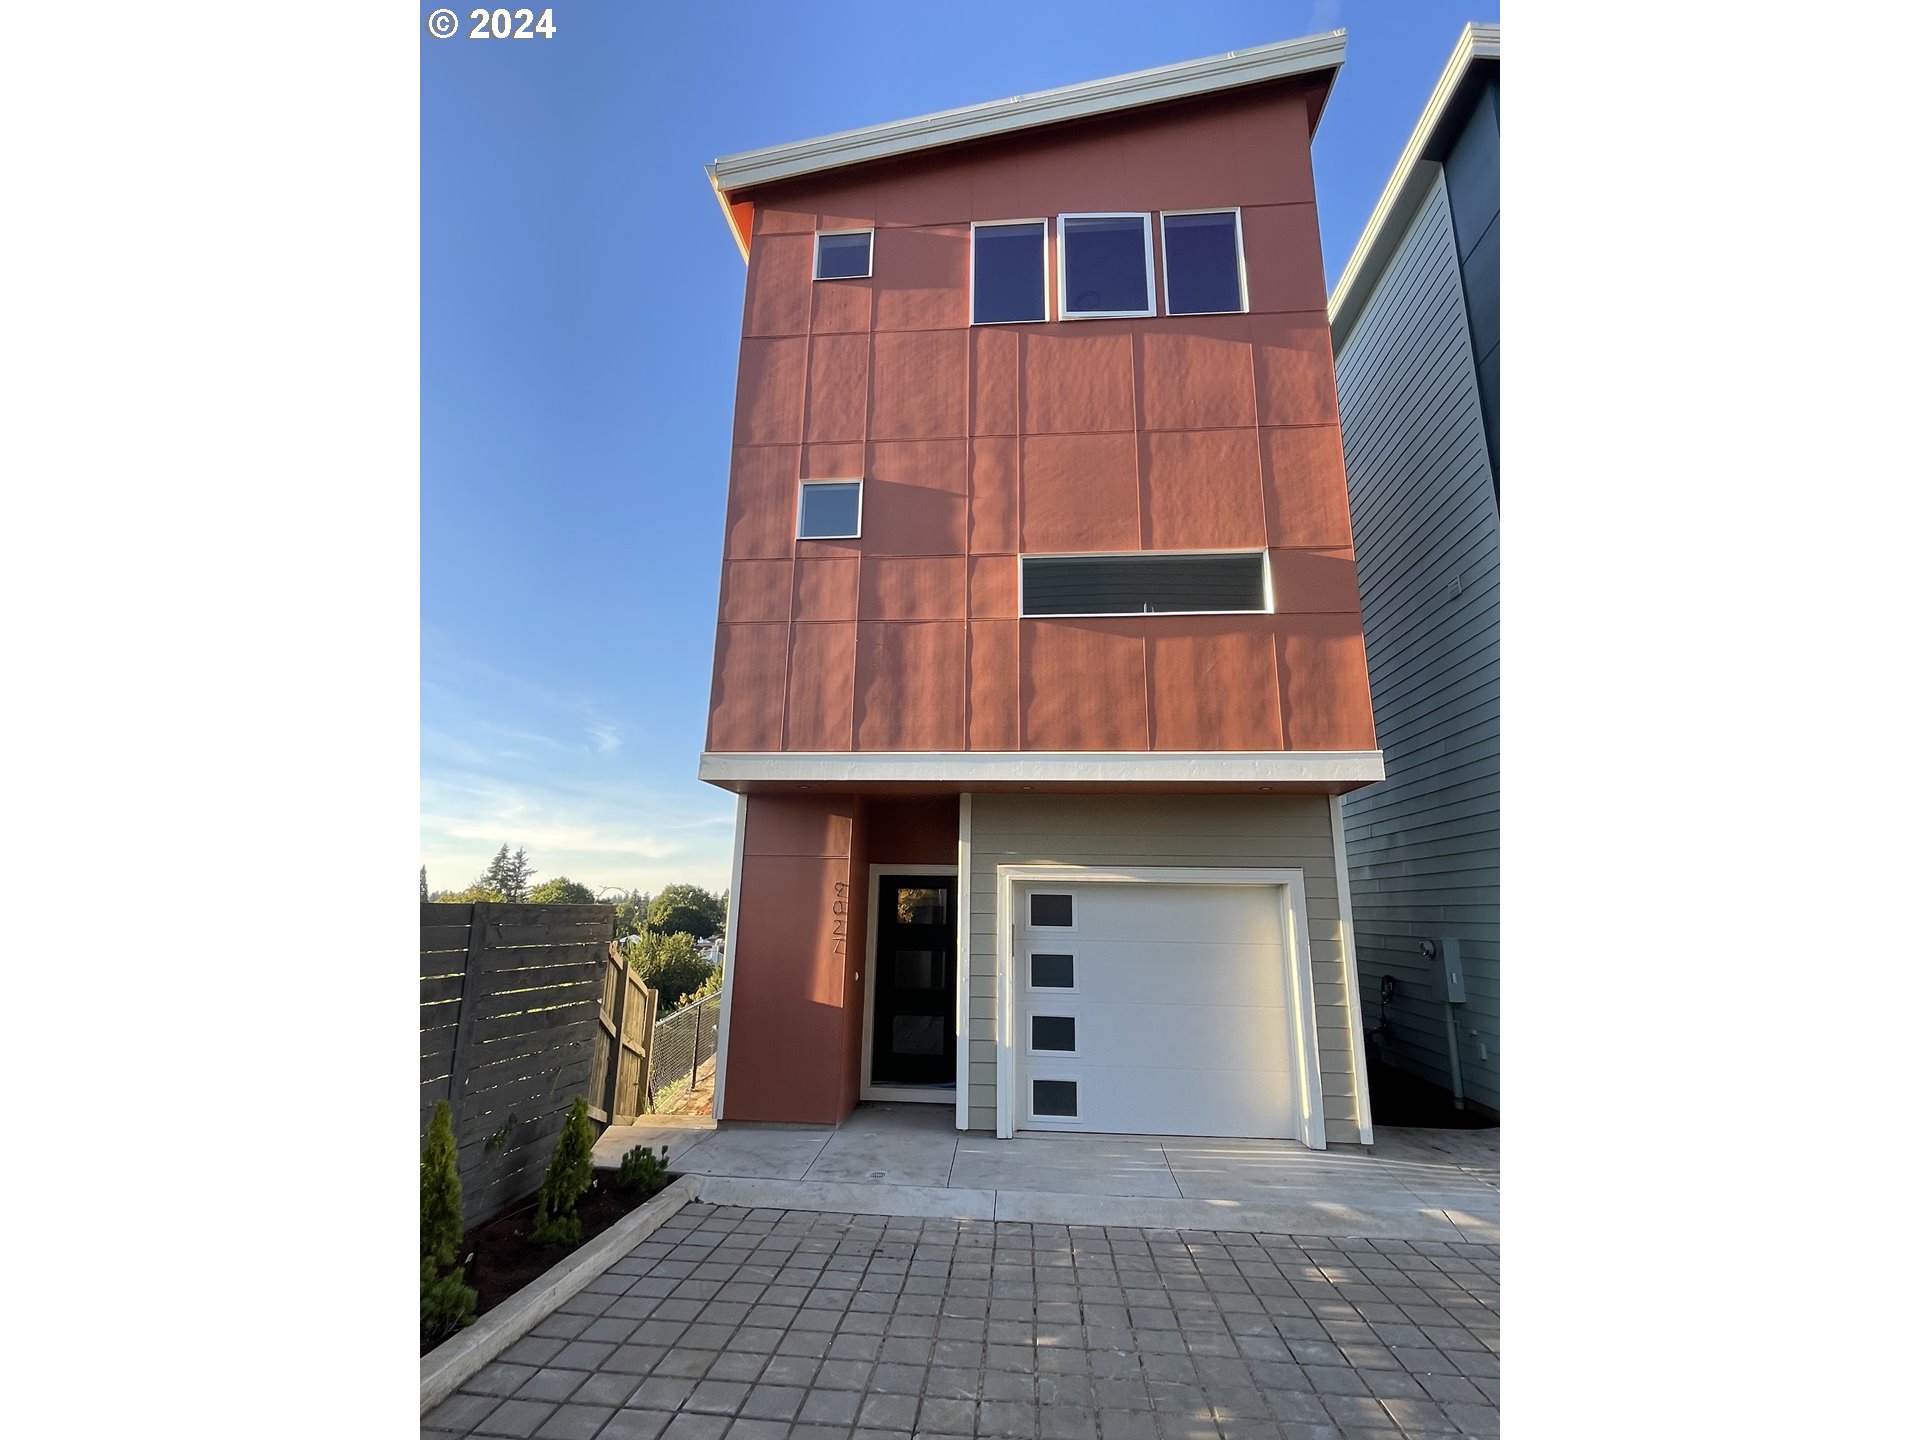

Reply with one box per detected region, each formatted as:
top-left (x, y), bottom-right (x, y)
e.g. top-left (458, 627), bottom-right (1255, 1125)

top-left (971, 220), bottom-right (1048, 325)
top-left (797, 480), bottom-right (862, 539)
top-left (814, 229), bottom-right (872, 280)
top-left (1161, 209), bottom-right (1246, 315)
top-left (1020, 551), bottom-right (1270, 617)
top-left (1058, 213), bottom-right (1154, 319)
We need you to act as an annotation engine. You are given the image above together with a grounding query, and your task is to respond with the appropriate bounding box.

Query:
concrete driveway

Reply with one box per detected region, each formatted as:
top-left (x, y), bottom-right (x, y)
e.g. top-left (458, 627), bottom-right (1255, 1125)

top-left (424, 1200), bottom-right (1497, 1439)
top-left (592, 1106), bottom-right (1498, 1246)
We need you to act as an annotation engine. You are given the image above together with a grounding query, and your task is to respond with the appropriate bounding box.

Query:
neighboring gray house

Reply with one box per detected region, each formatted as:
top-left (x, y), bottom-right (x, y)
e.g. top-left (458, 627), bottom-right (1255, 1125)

top-left (1328, 24), bottom-right (1499, 1117)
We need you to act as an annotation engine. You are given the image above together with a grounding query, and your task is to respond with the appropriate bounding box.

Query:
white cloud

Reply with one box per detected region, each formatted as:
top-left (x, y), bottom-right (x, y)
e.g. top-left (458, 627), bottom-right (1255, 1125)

top-left (587, 722), bottom-right (620, 753)
top-left (1309, 0), bottom-right (1343, 31)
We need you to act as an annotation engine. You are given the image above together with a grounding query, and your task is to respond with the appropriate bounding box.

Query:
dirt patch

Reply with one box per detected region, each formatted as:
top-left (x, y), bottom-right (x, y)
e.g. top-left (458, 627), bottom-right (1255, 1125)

top-left (423, 1172), bottom-right (670, 1356)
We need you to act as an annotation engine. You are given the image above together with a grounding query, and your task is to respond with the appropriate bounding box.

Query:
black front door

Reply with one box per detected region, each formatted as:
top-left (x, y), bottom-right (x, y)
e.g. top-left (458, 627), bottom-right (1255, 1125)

top-left (870, 874), bottom-right (958, 1087)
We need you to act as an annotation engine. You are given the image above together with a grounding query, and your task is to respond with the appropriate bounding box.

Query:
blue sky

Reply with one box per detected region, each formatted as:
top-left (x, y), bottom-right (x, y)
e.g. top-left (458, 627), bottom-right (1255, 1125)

top-left (421, 0), bottom-right (1499, 898)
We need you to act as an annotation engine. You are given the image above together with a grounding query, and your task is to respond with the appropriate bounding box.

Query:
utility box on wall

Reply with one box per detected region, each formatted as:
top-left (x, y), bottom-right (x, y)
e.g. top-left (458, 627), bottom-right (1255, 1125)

top-left (1435, 936), bottom-right (1468, 1005)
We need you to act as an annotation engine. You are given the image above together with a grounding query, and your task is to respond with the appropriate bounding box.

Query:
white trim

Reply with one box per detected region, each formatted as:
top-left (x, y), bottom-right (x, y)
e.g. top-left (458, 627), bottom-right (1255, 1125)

top-left (1159, 207), bottom-right (1250, 317)
top-left (1057, 212), bottom-right (1156, 320)
top-left (709, 32), bottom-right (1346, 195)
top-left (969, 218), bottom-right (1051, 326)
top-left (796, 478), bottom-right (863, 541)
top-left (1327, 22), bottom-right (1498, 348)
top-left (813, 227), bottom-right (873, 280)
top-left (1328, 793), bottom-right (1374, 1144)
top-left (859, 863), bottom-right (961, 1105)
top-left (700, 749), bottom-right (1385, 789)
top-left (1018, 548), bottom-right (1273, 618)
top-left (992, 865), bottom-right (1327, 1146)
top-left (955, 793), bottom-right (973, 1130)
top-left (711, 792), bottom-right (748, 1120)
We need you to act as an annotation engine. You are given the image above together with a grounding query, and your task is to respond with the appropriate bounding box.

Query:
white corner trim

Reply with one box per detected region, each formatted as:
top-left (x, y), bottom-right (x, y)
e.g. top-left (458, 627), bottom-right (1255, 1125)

top-left (1327, 21), bottom-right (1498, 347)
top-left (699, 750), bottom-right (1385, 789)
top-left (711, 793), bottom-right (747, 1120)
top-left (1328, 793), bottom-right (1374, 1145)
top-left (709, 31), bottom-right (1346, 196)
top-left (992, 864), bottom-right (1327, 1148)
top-left (956, 794), bottom-right (973, 1131)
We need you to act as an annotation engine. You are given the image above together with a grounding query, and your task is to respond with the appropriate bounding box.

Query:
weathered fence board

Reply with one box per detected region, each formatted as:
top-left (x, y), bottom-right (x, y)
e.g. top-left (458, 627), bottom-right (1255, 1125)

top-left (419, 902), bottom-right (656, 1228)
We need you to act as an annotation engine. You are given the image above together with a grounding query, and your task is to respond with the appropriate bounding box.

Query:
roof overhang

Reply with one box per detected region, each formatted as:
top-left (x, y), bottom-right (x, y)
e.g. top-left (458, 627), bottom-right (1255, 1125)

top-left (1327, 22), bottom-right (1499, 350)
top-left (706, 30), bottom-right (1347, 259)
top-left (699, 749), bottom-right (1385, 796)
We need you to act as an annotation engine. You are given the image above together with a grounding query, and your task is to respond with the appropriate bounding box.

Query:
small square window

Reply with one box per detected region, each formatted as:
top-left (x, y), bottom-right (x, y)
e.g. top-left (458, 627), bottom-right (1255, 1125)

top-left (1029, 893), bottom-right (1073, 928)
top-left (814, 230), bottom-right (872, 280)
top-left (1162, 210), bottom-right (1246, 315)
top-left (1032, 1079), bottom-right (1078, 1117)
top-left (1059, 213), bottom-right (1153, 318)
top-left (1031, 1015), bottom-right (1076, 1053)
top-left (797, 480), bottom-right (861, 539)
top-left (1030, 953), bottom-right (1074, 989)
top-left (973, 220), bottom-right (1047, 324)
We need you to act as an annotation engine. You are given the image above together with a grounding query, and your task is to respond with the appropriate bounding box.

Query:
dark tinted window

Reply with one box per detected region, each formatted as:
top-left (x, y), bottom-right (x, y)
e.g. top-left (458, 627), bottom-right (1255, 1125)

top-left (1031, 1015), bottom-right (1076, 1052)
top-left (1029, 893), bottom-right (1073, 927)
top-left (1030, 953), bottom-right (1074, 988)
top-left (1022, 552), bottom-right (1266, 615)
top-left (815, 230), bottom-right (872, 279)
top-left (1061, 215), bottom-right (1150, 315)
top-left (1164, 211), bottom-right (1244, 314)
top-left (973, 222), bottom-right (1046, 323)
top-left (797, 481), bottom-right (860, 538)
top-left (1033, 1079), bottom-right (1078, 1116)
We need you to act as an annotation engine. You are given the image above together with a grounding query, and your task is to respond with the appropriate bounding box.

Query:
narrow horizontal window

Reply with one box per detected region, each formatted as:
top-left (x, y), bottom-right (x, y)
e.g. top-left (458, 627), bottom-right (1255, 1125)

top-left (797, 480), bottom-right (861, 539)
top-left (1059, 213), bottom-right (1153, 318)
top-left (1032, 1079), bottom-right (1078, 1117)
top-left (1029, 893), bottom-right (1073, 928)
top-left (814, 229), bottom-right (872, 280)
top-left (1021, 552), bottom-right (1269, 616)
top-left (1031, 1015), bottom-right (1076, 1053)
top-left (1030, 953), bottom-right (1074, 989)
top-left (1163, 210), bottom-right (1246, 315)
top-left (973, 220), bottom-right (1047, 324)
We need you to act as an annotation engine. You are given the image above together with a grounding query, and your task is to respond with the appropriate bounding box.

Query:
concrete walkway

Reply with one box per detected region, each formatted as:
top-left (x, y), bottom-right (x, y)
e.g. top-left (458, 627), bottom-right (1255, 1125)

top-left (593, 1105), bottom-right (1497, 1246)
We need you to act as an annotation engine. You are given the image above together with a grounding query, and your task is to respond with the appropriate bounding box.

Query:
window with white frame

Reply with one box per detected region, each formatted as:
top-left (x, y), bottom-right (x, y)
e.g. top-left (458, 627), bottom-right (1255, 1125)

top-left (1058, 213), bottom-right (1154, 318)
top-left (813, 229), bottom-right (872, 280)
top-left (796, 480), bottom-right (862, 539)
top-left (1161, 209), bottom-right (1246, 315)
top-left (1021, 552), bottom-right (1271, 617)
top-left (972, 220), bottom-right (1048, 324)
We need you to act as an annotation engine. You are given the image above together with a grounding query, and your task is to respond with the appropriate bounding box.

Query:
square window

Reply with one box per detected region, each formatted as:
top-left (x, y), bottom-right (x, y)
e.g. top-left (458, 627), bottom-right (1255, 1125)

top-left (1059, 214), bottom-right (1153, 318)
top-left (1162, 210), bottom-right (1246, 315)
top-left (1032, 1079), bottom-right (1078, 1117)
top-left (972, 220), bottom-right (1047, 324)
top-left (1030, 953), bottom-right (1074, 989)
top-left (1031, 1015), bottom-right (1076, 1053)
top-left (814, 229), bottom-right (873, 280)
top-left (1029, 893), bottom-right (1073, 928)
top-left (797, 480), bottom-right (861, 539)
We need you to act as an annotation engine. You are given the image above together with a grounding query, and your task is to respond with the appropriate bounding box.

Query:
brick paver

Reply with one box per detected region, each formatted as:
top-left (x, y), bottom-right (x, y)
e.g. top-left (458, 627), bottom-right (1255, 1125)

top-left (426, 1204), bottom-right (1497, 1439)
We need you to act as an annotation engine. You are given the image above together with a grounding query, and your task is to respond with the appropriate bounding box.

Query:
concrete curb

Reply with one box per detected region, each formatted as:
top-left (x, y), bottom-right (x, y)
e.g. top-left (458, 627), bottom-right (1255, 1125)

top-left (420, 1175), bottom-right (700, 1415)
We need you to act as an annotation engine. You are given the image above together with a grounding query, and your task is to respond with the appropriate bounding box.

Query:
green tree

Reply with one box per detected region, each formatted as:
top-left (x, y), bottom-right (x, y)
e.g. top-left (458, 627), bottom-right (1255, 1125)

top-left (611, 891), bottom-right (652, 940)
top-left (528, 1097), bottom-right (596, 1246)
top-left (420, 1100), bottom-right (477, 1344)
top-left (647, 884), bottom-right (726, 940)
top-left (527, 877), bottom-right (596, 905)
top-left (480, 844), bottom-right (537, 902)
top-left (419, 866), bottom-right (428, 902)
top-left (433, 883), bottom-right (505, 904)
top-left (631, 930), bottom-right (715, 1011)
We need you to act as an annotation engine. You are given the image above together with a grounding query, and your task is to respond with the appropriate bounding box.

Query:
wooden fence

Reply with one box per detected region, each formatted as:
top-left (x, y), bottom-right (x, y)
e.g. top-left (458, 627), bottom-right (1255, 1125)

top-left (420, 902), bottom-right (658, 1227)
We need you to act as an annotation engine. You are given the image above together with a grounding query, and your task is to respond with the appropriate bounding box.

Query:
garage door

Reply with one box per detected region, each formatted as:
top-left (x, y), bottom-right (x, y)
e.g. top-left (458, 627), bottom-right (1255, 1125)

top-left (1013, 882), bottom-right (1297, 1138)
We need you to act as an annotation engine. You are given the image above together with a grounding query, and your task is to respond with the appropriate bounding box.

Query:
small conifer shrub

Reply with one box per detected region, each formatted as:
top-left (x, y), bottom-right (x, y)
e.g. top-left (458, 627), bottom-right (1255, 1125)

top-left (420, 1100), bottom-right (478, 1346)
top-left (528, 1097), bottom-right (596, 1246)
top-left (614, 1144), bottom-right (670, 1196)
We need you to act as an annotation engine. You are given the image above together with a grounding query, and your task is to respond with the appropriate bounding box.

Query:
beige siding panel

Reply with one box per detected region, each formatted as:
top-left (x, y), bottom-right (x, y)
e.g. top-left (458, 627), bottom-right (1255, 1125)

top-left (967, 793), bottom-right (1364, 1139)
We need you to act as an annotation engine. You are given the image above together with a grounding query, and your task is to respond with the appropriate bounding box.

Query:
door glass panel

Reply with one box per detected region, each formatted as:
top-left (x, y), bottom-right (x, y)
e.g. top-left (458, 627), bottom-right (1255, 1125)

top-left (1030, 953), bottom-right (1074, 988)
top-left (1033, 1079), bottom-right (1078, 1117)
top-left (892, 1015), bottom-right (944, 1056)
top-left (1029, 893), bottom-right (1073, 927)
top-left (1031, 1015), bottom-right (1076, 1052)
top-left (895, 887), bottom-right (949, 925)
top-left (893, 950), bottom-right (938, 990)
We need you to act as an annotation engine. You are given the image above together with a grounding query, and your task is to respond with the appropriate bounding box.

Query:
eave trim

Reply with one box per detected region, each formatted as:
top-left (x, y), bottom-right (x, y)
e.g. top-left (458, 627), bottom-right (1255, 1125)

top-left (699, 750), bottom-right (1385, 789)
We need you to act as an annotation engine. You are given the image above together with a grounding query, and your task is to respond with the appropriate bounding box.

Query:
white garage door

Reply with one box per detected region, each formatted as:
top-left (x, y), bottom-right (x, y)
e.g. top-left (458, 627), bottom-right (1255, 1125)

top-left (1014, 881), bottom-right (1298, 1138)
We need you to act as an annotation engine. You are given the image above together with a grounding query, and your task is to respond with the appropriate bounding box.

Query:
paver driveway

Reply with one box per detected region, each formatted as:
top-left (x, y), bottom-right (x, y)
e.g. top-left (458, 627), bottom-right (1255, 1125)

top-left (424, 1203), bottom-right (1498, 1440)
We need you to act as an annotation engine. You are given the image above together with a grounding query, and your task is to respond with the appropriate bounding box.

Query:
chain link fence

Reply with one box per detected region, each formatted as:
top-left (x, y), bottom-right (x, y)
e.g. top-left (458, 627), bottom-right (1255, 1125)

top-left (647, 992), bottom-right (721, 1112)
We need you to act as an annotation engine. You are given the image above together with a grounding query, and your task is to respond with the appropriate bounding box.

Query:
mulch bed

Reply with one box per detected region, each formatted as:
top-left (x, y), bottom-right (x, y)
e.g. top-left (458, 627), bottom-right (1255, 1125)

top-left (423, 1170), bottom-right (671, 1356)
